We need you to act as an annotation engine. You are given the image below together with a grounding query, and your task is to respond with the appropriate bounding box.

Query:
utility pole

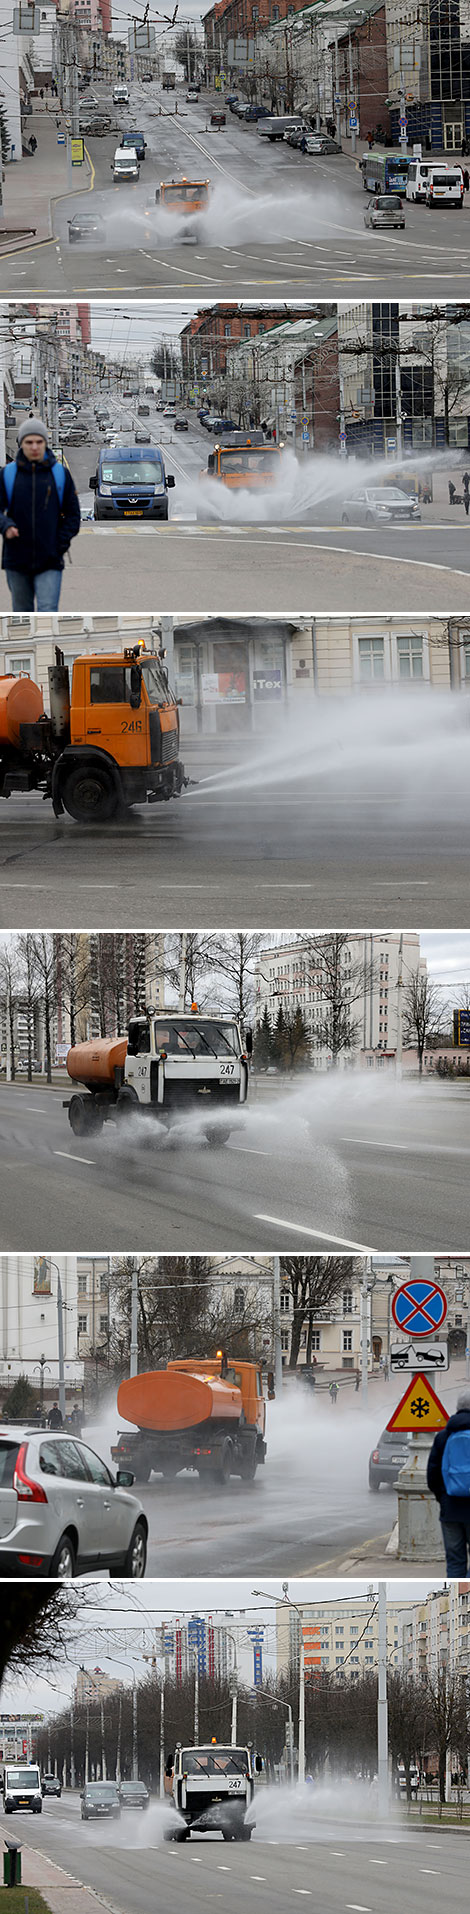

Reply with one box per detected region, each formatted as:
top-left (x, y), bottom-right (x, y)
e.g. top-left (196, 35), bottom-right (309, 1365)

top-left (395, 352), bottom-right (403, 459)
top-left (85, 1701), bottom-right (90, 1784)
top-left (348, 31), bottom-right (356, 154)
top-left (272, 1255), bottom-right (283, 1394)
top-left (132, 1677), bottom-right (138, 1779)
top-left (193, 1652), bottom-right (199, 1743)
top-left (395, 932), bottom-right (403, 1082)
top-left (57, 1269), bottom-right (66, 1422)
top-left (159, 1672), bottom-right (165, 1797)
top-left (130, 1264), bottom-right (139, 1378)
top-left (159, 614), bottom-right (175, 684)
top-left (70, 1695), bottom-right (75, 1791)
top-left (377, 1582), bottom-right (389, 1817)
top-left (360, 1259), bottom-right (370, 1403)
top-left (100, 1697), bottom-right (107, 1780)
top-left (466, 1287), bottom-right (470, 1385)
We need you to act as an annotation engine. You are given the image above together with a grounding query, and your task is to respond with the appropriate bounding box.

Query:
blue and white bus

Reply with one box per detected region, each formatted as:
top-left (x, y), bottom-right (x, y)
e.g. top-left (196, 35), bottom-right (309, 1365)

top-left (361, 150), bottom-right (410, 194)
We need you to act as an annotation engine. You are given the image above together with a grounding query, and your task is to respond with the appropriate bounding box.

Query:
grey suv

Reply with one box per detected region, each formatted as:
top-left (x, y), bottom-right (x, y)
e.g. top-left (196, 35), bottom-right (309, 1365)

top-left (0, 1427), bottom-right (148, 1577)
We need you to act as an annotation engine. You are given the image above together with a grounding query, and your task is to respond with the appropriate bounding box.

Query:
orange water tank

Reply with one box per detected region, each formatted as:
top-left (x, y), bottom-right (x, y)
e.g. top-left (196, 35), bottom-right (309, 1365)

top-left (117, 1367), bottom-right (242, 1431)
top-left (0, 675), bottom-right (44, 749)
top-left (66, 1037), bottom-right (128, 1087)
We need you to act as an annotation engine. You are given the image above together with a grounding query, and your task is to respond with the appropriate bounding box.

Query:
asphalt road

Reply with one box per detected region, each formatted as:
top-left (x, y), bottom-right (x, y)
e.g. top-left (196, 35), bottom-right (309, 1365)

top-left (3, 1798), bottom-right (468, 1914)
top-left (2, 79), bottom-right (470, 296)
top-left (0, 1078), bottom-right (469, 1252)
top-left (1, 765), bottom-right (469, 931)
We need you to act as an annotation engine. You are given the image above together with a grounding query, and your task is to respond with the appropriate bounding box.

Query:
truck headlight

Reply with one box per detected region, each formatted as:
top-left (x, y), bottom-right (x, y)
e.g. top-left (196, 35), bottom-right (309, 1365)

top-left (99, 483), bottom-right (112, 495)
top-left (154, 482), bottom-right (165, 495)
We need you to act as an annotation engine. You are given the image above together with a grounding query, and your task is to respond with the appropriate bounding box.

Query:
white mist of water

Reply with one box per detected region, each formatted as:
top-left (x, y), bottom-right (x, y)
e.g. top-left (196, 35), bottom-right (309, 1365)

top-left (67, 179), bottom-right (353, 251)
top-left (176, 444), bottom-right (449, 526)
top-left (251, 1777), bottom-right (402, 1842)
top-left (194, 684), bottom-right (470, 816)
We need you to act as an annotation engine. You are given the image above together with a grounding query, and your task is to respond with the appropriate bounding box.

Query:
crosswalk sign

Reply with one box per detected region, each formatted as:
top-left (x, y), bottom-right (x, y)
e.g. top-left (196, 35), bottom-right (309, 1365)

top-left (387, 1371), bottom-right (448, 1433)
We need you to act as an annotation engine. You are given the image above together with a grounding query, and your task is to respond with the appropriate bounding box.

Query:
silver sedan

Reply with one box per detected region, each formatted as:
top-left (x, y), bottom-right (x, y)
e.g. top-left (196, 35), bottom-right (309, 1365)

top-left (341, 487), bottom-right (421, 526)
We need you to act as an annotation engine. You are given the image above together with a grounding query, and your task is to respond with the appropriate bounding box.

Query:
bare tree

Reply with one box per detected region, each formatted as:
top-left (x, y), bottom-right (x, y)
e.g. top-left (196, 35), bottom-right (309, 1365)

top-left (402, 970), bottom-right (448, 1075)
top-left (281, 1255), bottom-right (356, 1368)
top-left (305, 933), bottom-right (372, 1067)
top-left (0, 1588), bottom-right (80, 1689)
top-left (209, 933), bottom-right (263, 1023)
top-left (0, 936), bottom-right (20, 1078)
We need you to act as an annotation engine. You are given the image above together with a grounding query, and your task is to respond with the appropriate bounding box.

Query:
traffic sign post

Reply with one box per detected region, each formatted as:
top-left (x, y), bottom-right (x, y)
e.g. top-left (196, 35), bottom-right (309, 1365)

top-left (391, 1279), bottom-right (447, 1337)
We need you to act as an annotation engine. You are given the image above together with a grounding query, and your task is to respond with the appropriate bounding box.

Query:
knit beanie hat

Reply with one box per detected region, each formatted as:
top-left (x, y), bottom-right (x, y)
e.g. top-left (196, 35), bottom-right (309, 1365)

top-left (17, 416), bottom-right (49, 447)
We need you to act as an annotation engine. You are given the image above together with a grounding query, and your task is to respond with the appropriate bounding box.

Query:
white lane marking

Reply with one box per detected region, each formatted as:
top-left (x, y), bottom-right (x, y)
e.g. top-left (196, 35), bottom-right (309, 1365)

top-left (231, 1146), bottom-right (272, 1158)
top-left (346, 1905), bottom-right (371, 1911)
top-left (26, 1107), bottom-right (49, 1114)
top-left (250, 1876), bottom-right (267, 1881)
top-left (292, 1891), bottom-right (311, 1896)
top-left (330, 1852), bottom-right (345, 1856)
top-left (254, 1214), bottom-right (372, 1252)
top-left (217, 1865), bottom-right (232, 1872)
top-left (54, 1150), bottom-right (96, 1166)
top-left (368, 1859), bottom-right (387, 1865)
top-left (420, 1869), bottom-right (441, 1875)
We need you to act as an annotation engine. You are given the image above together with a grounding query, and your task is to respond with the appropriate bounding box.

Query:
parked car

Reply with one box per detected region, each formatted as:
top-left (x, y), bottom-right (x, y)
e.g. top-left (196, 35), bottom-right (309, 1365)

top-left (119, 1780), bottom-right (150, 1810)
top-left (81, 1782), bottom-right (121, 1821)
top-left (0, 1426), bottom-right (148, 1577)
top-left (369, 1427), bottom-right (412, 1491)
top-left (41, 1774), bottom-right (62, 1798)
top-left (245, 104), bottom-right (270, 119)
top-left (364, 192), bottom-right (405, 229)
top-left (79, 116), bottom-right (112, 137)
top-left (340, 486), bottom-right (421, 526)
top-left (301, 133), bottom-right (342, 153)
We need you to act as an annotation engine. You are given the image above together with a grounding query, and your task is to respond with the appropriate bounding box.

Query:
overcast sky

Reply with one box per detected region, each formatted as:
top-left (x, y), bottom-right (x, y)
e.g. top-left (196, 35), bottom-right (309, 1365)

top-left (1, 1579), bottom-right (444, 1719)
top-left (420, 932), bottom-right (470, 999)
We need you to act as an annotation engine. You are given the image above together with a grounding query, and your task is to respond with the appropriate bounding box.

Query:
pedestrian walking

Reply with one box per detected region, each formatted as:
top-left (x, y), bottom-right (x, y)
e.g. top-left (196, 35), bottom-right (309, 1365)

top-left (29, 134), bottom-right (37, 154)
top-left (329, 1380), bottom-right (338, 1403)
top-left (427, 1389), bottom-right (470, 1574)
top-left (463, 168), bottom-right (469, 193)
top-left (47, 1401), bottom-right (63, 1430)
top-left (449, 480), bottom-right (457, 505)
top-left (0, 417), bottom-right (80, 611)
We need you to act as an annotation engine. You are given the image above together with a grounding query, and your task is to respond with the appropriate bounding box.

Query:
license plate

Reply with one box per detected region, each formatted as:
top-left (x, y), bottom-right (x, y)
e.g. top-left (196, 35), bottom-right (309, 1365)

top-left (123, 510), bottom-right (143, 517)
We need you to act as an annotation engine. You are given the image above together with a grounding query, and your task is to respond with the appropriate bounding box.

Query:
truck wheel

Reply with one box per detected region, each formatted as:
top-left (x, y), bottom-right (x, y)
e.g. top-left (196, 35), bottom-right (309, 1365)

top-left (240, 1827), bottom-right (252, 1841)
top-left (62, 763), bottom-right (118, 824)
top-left (116, 1087), bottom-right (140, 1119)
top-left (239, 1440), bottom-right (257, 1482)
top-left (68, 1095), bottom-right (103, 1139)
top-left (212, 1437), bottom-right (233, 1486)
top-left (205, 1126), bottom-right (230, 1147)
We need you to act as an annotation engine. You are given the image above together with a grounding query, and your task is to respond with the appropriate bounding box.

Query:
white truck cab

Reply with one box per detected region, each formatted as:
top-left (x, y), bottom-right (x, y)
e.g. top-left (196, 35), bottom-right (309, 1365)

top-left (112, 144), bottom-right (139, 181)
top-left (164, 1743), bottom-right (261, 1841)
top-left (1, 1763), bottom-right (42, 1814)
top-left (113, 84), bottom-right (129, 103)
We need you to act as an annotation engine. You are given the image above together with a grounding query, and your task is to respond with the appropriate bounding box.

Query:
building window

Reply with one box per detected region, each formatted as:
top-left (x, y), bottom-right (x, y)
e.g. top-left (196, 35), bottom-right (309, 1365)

top-left (396, 635), bottom-right (424, 680)
top-left (78, 1314), bottom-right (88, 1334)
top-left (99, 1314), bottom-right (108, 1335)
top-left (343, 1288), bottom-right (353, 1314)
top-left (343, 1329), bottom-right (353, 1352)
top-left (311, 1330), bottom-right (321, 1351)
top-left (358, 636), bottom-right (385, 682)
top-left (281, 1327), bottom-right (290, 1352)
top-left (5, 652), bottom-right (35, 677)
top-left (280, 1290), bottom-right (290, 1312)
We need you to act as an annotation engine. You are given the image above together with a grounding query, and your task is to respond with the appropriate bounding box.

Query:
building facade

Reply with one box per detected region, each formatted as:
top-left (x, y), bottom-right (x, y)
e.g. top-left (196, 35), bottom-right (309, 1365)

top-left (0, 1257), bottom-right (83, 1394)
top-left (255, 932), bottom-right (426, 1068)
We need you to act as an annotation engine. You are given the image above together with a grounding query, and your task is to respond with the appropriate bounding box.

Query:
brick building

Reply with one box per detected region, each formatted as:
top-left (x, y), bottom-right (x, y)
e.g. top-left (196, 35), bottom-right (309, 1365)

top-left (180, 305), bottom-right (321, 384)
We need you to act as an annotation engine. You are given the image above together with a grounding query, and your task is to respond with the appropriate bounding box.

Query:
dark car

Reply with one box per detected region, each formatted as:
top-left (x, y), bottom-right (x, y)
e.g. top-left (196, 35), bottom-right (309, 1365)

top-left (225, 93), bottom-right (238, 104)
top-left (68, 213), bottom-right (105, 244)
top-left (135, 428), bottom-right (151, 443)
top-left (120, 130), bottom-right (147, 159)
top-left (174, 416), bottom-right (189, 430)
top-left (41, 1774), bottom-right (61, 1798)
top-left (245, 105), bottom-right (270, 120)
top-left (210, 110), bottom-right (226, 126)
top-left (206, 416), bottom-right (236, 434)
top-left (90, 443), bottom-right (175, 520)
top-left (81, 1782), bottom-right (121, 1821)
top-left (369, 1427), bottom-right (412, 1491)
top-left (119, 1780), bottom-right (150, 1810)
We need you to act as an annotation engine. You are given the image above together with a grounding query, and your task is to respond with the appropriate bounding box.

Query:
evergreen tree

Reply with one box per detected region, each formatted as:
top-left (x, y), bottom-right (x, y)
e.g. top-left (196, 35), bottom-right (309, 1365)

top-left (0, 97), bottom-right (10, 168)
top-left (253, 1005), bottom-right (273, 1071)
top-left (3, 1373), bottom-right (37, 1420)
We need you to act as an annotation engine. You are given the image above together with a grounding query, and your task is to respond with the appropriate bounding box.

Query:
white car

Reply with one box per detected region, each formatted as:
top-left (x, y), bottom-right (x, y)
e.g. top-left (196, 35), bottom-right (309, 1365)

top-left (0, 1425), bottom-right (148, 1577)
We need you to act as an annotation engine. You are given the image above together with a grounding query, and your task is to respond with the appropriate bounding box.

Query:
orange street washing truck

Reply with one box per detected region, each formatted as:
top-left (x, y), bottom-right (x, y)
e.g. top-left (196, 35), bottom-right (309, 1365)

top-left (201, 430), bottom-right (283, 490)
top-left (64, 1005), bottom-right (252, 1140)
top-left (111, 1351), bottom-right (273, 1485)
top-left (0, 645), bottom-right (185, 823)
top-left (154, 176), bottom-right (211, 237)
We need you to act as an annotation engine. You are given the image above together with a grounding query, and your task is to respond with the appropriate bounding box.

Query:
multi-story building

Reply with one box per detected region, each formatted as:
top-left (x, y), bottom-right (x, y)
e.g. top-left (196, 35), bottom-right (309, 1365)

top-left (276, 1595), bottom-right (410, 1682)
top-left (155, 1615), bottom-right (232, 1683)
top-left (0, 1257), bottom-right (83, 1394)
top-left (255, 932), bottom-right (426, 1069)
top-left (76, 1257), bottom-right (111, 1362)
top-left (371, 1255), bottom-right (470, 1362)
top-left (279, 1259), bottom-right (364, 1372)
top-left (338, 303), bottom-right (470, 456)
top-left (75, 1669), bottom-right (123, 1707)
top-left (180, 305), bottom-right (319, 388)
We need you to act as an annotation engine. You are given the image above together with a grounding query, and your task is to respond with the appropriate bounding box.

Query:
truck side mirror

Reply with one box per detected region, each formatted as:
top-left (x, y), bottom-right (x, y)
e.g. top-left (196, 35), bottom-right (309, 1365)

top-left (155, 188), bottom-right (161, 202)
top-left (267, 1370), bottom-right (275, 1399)
top-left (130, 664), bottom-right (142, 709)
top-left (167, 474), bottom-right (175, 488)
top-left (89, 476), bottom-right (97, 489)
top-left (165, 1756), bottom-right (174, 1776)
top-left (245, 1028), bottom-right (253, 1055)
top-left (255, 1755), bottom-right (263, 1773)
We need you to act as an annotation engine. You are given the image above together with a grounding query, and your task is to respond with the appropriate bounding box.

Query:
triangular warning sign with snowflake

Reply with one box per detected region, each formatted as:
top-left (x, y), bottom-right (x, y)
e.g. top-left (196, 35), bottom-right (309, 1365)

top-left (387, 1371), bottom-right (448, 1434)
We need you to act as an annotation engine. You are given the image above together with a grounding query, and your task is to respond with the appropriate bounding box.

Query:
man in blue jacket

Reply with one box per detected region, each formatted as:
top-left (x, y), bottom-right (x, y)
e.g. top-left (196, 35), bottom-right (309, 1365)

top-left (427, 1389), bottom-right (470, 1573)
top-left (0, 416), bottom-right (81, 610)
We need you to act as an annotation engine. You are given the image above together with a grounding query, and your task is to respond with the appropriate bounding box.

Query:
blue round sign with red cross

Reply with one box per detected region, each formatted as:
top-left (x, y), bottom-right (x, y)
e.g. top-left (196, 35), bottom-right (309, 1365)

top-left (391, 1279), bottom-right (447, 1337)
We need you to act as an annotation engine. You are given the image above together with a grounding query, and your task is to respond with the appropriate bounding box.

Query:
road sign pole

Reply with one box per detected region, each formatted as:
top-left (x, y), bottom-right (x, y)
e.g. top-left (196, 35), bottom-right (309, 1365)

top-left (377, 1583), bottom-right (389, 1817)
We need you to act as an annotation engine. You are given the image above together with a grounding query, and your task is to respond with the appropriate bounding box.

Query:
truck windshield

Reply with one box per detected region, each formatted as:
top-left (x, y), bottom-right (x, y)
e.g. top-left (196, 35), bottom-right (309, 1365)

top-left (182, 1749), bottom-right (249, 1775)
top-left (156, 1021), bottom-right (239, 1057)
top-left (6, 1770), bottom-right (39, 1788)
top-left (220, 450), bottom-right (279, 473)
top-left (100, 458), bottom-right (164, 485)
top-left (163, 183), bottom-right (209, 202)
top-left (141, 657), bottom-right (173, 703)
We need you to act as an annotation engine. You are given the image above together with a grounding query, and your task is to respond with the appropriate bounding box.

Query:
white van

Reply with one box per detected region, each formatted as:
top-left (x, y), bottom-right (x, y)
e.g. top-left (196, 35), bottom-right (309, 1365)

top-left (406, 158), bottom-right (447, 201)
top-left (426, 167), bottom-right (463, 207)
top-left (2, 1763), bottom-right (42, 1814)
top-left (113, 84), bottom-right (129, 104)
top-left (112, 144), bottom-right (139, 181)
top-left (257, 114), bottom-right (305, 140)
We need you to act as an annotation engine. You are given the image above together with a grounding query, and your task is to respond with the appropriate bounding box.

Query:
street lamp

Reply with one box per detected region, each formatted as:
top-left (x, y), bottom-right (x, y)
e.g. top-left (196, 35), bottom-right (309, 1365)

top-left (252, 1585), bottom-right (305, 1783)
top-left (253, 1685), bottom-right (295, 1784)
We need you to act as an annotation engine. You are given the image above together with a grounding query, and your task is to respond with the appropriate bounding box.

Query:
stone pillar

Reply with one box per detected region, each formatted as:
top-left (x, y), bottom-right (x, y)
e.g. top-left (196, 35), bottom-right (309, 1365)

top-left (397, 1435), bottom-right (445, 1561)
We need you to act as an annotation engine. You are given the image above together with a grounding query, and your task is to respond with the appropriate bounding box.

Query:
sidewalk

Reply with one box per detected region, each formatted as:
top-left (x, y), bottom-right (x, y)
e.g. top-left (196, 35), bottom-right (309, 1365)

top-left (20, 1841), bottom-right (120, 1914)
top-left (0, 100), bottom-right (91, 251)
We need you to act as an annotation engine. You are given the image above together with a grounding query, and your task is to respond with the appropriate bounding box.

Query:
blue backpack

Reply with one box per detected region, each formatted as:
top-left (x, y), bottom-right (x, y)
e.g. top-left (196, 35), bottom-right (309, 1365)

top-left (3, 459), bottom-right (66, 507)
top-left (442, 1430), bottom-right (470, 1496)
